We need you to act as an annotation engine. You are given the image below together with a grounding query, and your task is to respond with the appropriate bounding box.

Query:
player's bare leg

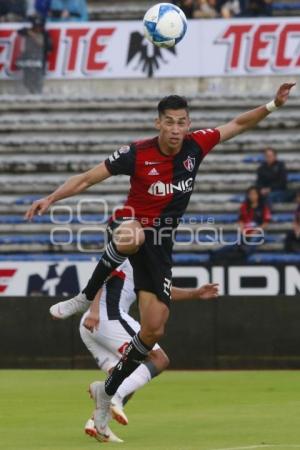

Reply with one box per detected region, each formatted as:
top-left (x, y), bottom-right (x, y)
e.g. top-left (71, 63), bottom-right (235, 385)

top-left (49, 220), bottom-right (144, 320)
top-left (138, 291), bottom-right (170, 347)
top-left (82, 220), bottom-right (145, 300)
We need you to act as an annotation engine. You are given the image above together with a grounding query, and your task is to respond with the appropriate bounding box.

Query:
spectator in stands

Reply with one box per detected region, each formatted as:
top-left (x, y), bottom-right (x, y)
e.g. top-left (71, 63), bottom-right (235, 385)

top-left (285, 191), bottom-right (300, 252)
top-left (256, 147), bottom-right (289, 204)
top-left (211, 186), bottom-right (271, 262)
top-left (16, 15), bottom-right (52, 94)
top-left (172, 0), bottom-right (195, 18)
top-left (239, 185), bottom-right (271, 236)
top-left (0, 0), bottom-right (26, 22)
top-left (216, 0), bottom-right (240, 17)
top-left (49, 0), bottom-right (88, 21)
top-left (242, 0), bottom-right (272, 16)
top-left (193, 0), bottom-right (218, 18)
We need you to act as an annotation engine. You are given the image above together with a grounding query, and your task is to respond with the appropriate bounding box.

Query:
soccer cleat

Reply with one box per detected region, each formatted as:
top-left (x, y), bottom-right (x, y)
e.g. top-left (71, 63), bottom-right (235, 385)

top-left (111, 393), bottom-right (129, 426)
top-left (49, 292), bottom-right (90, 319)
top-left (89, 381), bottom-right (112, 437)
top-left (95, 424), bottom-right (124, 443)
top-left (85, 417), bottom-right (123, 443)
top-left (84, 418), bottom-right (97, 438)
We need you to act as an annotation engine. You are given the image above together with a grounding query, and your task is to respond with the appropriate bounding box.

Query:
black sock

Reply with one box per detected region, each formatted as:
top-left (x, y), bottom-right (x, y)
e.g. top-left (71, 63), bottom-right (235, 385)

top-left (82, 241), bottom-right (127, 300)
top-left (105, 334), bottom-right (153, 396)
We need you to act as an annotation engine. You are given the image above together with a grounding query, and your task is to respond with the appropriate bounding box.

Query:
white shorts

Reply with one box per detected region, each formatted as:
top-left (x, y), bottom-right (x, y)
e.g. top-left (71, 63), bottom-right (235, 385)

top-left (79, 312), bottom-right (160, 373)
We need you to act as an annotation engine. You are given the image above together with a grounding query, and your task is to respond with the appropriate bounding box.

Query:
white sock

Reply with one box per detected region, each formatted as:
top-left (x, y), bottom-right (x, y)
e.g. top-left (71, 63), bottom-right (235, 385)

top-left (116, 363), bottom-right (153, 399)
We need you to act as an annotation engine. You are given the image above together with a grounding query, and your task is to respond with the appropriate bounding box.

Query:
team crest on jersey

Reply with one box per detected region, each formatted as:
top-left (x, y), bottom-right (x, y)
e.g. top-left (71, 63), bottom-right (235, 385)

top-left (183, 156), bottom-right (196, 172)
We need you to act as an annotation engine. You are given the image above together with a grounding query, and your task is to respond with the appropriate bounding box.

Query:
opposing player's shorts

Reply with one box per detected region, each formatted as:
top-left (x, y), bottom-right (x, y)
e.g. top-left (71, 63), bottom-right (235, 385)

top-left (79, 311), bottom-right (160, 372)
top-left (108, 218), bottom-right (173, 307)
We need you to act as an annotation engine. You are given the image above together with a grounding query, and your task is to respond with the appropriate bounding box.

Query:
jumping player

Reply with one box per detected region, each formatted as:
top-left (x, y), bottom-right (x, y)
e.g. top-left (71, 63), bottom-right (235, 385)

top-left (26, 83), bottom-right (295, 440)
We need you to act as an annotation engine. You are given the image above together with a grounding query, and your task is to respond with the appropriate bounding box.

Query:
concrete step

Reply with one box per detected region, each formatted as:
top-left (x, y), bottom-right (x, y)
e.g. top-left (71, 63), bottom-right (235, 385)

top-left (0, 222), bottom-right (292, 233)
top-left (0, 111), bottom-right (299, 132)
top-left (1, 154), bottom-right (300, 173)
top-left (0, 131), bottom-right (299, 154)
top-left (88, 0), bottom-right (151, 20)
top-left (0, 94), bottom-right (299, 112)
top-left (0, 238), bottom-right (285, 253)
top-left (1, 173), bottom-right (300, 195)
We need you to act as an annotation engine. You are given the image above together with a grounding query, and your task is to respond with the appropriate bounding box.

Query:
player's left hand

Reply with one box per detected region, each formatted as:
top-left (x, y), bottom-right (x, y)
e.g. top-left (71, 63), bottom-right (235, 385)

top-left (83, 312), bottom-right (99, 332)
top-left (275, 82), bottom-right (296, 107)
top-left (196, 283), bottom-right (219, 300)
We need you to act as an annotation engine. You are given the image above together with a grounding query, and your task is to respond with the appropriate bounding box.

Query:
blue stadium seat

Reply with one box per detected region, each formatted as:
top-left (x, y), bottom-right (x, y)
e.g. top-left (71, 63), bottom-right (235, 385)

top-left (0, 214), bottom-right (107, 224)
top-left (230, 194), bottom-right (245, 203)
top-left (0, 253), bottom-right (101, 261)
top-left (243, 155), bottom-right (264, 163)
top-left (0, 212), bottom-right (293, 227)
top-left (288, 173), bottom-right (300, 182)
top-left (0, 252), bottom-right (211, 264)
top-left (0, 233), bottom-right (105, 245)
top-left (15, 195), bottom-right (42, 205)
top-left (173, 253), bottom-right (210, 264)
top-left (272, 2), bottom-right (300, 10)
top-left (183, 213), bottom-right (238, 224)
top-left (272, 213), bottom-right (293, 223)
top-left (248, 252), bottom-right (300, 263)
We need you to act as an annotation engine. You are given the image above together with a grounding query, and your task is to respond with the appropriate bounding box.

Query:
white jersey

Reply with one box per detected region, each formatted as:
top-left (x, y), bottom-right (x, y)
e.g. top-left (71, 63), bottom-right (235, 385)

top-left (99, 260), bottom-right (136, 320)
top-left (79, 259), bottom-right (160, 372)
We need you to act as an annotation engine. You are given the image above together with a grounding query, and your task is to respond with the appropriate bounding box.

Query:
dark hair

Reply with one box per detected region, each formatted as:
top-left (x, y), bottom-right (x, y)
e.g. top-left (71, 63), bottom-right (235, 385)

top-left (245, 185), bottom-right (264, 211)
top-left (264, 147), bottom-right (276, 155)
top-left (157, 95), bottom-right (189, 116)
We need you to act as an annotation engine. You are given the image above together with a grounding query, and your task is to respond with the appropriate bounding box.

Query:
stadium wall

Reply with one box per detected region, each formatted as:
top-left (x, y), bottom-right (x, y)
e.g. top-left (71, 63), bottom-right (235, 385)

top-left (1, 296), bottom-right (300, 370)
top-left (0, 75), bottom-right (296, 97)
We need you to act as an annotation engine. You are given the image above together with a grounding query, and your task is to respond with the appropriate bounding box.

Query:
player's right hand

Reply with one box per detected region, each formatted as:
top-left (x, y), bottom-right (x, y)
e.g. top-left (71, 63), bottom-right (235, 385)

top-left (25, 196), bottom-right (52, 221)
top-left (83, 313), bottom-right (100, 332)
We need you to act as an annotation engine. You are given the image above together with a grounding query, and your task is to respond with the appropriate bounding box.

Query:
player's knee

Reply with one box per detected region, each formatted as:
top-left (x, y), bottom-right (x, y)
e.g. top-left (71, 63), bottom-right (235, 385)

top-left (113, 221), bottom-right (145, 254)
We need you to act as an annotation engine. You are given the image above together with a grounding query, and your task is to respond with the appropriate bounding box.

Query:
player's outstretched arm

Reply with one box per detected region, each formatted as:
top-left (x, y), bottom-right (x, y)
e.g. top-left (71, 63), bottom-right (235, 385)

top-left (171, 283), bottom-right (219, 302)
top-left (25, 162), bottom-right (111, 221)
top-left (217, 82), bottom-right (296, 143)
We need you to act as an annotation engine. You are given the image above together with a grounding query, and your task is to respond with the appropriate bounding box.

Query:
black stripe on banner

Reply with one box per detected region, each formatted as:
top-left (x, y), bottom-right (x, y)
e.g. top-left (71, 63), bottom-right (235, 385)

top-left (119, 318), bottom-right (136, 338)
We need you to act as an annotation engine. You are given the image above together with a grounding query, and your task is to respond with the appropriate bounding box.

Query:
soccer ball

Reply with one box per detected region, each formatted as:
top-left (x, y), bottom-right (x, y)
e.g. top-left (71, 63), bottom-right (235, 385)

top-left (143, 3), bottom-right (187, 48)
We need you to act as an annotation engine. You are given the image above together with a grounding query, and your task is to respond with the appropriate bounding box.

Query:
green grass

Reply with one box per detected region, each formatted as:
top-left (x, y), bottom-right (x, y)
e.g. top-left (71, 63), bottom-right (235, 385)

top-left (1, 370), bottom-right (300, 450)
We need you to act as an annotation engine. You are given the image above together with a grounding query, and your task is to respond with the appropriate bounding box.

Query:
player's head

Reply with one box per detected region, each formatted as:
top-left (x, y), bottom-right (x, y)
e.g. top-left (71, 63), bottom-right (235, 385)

top-left (156, 95), bottom-right (191, 153)
top-left (157, 95), bottom-right (189, 117)
top-left (264, 147), bottom-right (277, 165)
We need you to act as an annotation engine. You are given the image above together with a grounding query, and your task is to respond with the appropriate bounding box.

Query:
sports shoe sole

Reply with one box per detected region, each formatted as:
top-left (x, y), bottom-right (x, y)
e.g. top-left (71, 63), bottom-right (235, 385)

top-left (111, 404), bottom-right (129, 426)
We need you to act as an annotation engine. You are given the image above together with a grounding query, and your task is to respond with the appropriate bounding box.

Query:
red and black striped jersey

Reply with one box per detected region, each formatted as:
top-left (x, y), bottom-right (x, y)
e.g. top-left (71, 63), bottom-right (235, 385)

top-left (105, 129), bottom-right (220, 227)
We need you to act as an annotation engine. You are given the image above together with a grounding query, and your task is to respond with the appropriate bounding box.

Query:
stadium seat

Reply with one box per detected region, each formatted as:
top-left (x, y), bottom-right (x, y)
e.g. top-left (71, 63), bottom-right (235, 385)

top-left (0, 93), bottom-right (299, 259)
top-left (248, 252), bottom-right (300, 263)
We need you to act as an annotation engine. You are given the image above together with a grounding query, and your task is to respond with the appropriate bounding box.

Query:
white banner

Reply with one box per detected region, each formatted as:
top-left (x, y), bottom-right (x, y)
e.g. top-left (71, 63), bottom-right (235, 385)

top-left (0, 262), bottom-right (299, 296)
top-left (0, 18), bottom-right (300, 79)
